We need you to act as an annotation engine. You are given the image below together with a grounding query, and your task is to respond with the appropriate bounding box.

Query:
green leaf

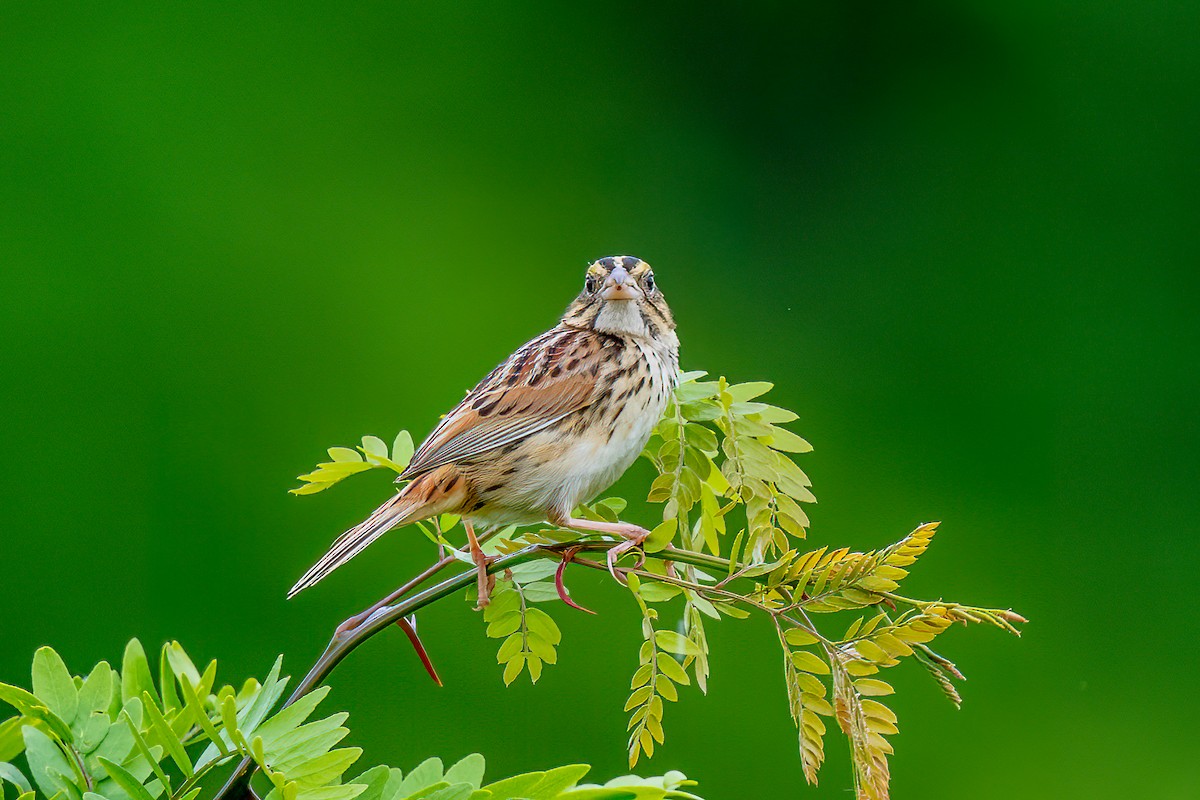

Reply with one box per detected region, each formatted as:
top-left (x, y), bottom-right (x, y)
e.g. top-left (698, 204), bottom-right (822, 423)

top-left (673, 382), bottom-right (718, 403)
top-left (789, 651), bottom-right (830, 675)
top-left (327, 447), bottom-right (362, 463)
top-left (655, 656), bottom-right (690, 687)
top-left (0, 684), bottom-right (73, 743)
top-left (0, 763), bottom-right (31, 794)
top-left (121, 706), bottom-right (172, 795)
top-left (442, 754), bottom-right (485, 789)
top-left (76, 663), bottom-right (114, 724)
top-left (284, 747), bottom-right (362, 786)
top-left (424, 785), bottom-right (473, 800)
top-left (481, 772), bottom-right (542, 800)
top-left (263, 712), bottom-right (349, 768)
top-left (89, 716), bottom-right (134, 771)
top-left (524, 609), bottom-right (561, 646)
top-left (397, 757), bottom-right (443, 796)
top-left (120, 641), bottom-right (159, 709)
top-left (682, 424), bottom-right (719, 455)
top-left (140, 692), bottom-right (192, 776)
top-left (507, 562), bottom-right (559, 585)
top-left (595, 496), bottom-right (628, 516)
top-left (22, 726), bottom-right (73, 798)
top-left (237, 656), bottom-right (289, 741)
top-left (726, 381), bottom-right (773, 402)
top-left (643, 520), bottom-right (677, 554)
top-left (784, 628), bottom-right (819, 647)
top-left (495, 635), bottom-right (523, 663)
top-left (0, 718), bottom-right (27, 763)
top-left (853, 679), bottom-right (895, 697)
top-left (524, 635), bottom-right (557, 665)
top-left (763, 426), bottom-right (812, 453)
top-left (751, 403), bottom-right (798, 423)
top-left (163, 644), bottom-right (202, 692)
top-left (645, 474), bottom-right (675, 503)
top-left (178, 678), bottom-right (228, 758)
top-left (636, 582), bottom-right (681, 603)
top-left (361, 436), bottom-right (389, 459)
top-left (529, 764), bottom-right (591, 798)
top-left (485, 613), bottom-right (522, 639)
top-left (678, 401), bottom-right (721, 422)
top-left (298, 462), bottom-right (374, 484)
top-left (391, 431), bottom-right (415, 468)
top-left (502, 657), bottom-right (524, 686)
top-left (97, 758), bottom-right (155, 800)
top-left (652, 632), bottom-right (699, 657)
top-left (292, 786), bottom-right (365, 800)
top-left (289, 482), bottom-right (332, 496)
top-left (32, 648), bottom-right (79, 727)
top-left (344, 766), bottom-right (395, 800)
top-left (254, 686), bottom-right (330, 747)
top-left (519, 583), bottom-right (560, 603)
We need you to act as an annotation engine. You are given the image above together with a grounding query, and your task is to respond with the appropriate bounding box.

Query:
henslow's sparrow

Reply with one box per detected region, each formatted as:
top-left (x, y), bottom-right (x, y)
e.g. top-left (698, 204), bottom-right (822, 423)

top-left (289, 256), bottom-right (679, 605)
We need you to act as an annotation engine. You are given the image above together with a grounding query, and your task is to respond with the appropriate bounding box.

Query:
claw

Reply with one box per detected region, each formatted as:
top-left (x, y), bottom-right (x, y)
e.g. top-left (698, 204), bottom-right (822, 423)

top-left (473, 556), bottom-right (496, 610)
top-left (606, 541), bottom-right (635, 584)
top-left (605, 525), bottom-right (650, 583)
top-left (396, 614), bottom-right (442, 686)
top-left (555, 548), bottom-right (596, 615)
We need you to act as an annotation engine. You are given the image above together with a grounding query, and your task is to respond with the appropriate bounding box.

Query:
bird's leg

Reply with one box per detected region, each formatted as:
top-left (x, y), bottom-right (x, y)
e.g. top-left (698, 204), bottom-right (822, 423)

top-left (464, 520), bottom-right (495, 609)
top-left (556, 517), bottom-right (651, 582)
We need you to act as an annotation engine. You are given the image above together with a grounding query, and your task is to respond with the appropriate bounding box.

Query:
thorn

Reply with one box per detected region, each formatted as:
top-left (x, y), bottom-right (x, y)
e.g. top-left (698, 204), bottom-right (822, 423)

top-left (396, 614), bottom-right (443, 686)
top-left (555, 547), bottom-right (597, 614)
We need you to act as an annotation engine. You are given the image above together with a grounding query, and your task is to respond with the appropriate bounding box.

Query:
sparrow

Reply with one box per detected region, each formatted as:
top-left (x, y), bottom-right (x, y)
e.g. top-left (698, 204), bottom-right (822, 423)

top-left (289, 256), bottom-right (680, 606)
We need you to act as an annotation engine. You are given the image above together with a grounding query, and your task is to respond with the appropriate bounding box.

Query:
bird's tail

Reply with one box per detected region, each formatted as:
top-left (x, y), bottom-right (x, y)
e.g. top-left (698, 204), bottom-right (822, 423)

top-left (287, 465), bottom-right (465, 598)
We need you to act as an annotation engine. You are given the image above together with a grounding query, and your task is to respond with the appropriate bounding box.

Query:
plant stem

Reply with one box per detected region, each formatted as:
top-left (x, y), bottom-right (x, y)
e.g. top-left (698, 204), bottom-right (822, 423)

top-left (211, 538), bottom-right (751, 800)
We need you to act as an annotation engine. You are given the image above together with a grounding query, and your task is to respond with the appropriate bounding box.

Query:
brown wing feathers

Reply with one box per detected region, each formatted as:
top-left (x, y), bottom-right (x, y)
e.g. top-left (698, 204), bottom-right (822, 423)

top-left (399, 328), bottom-right (598, 480)
top-left (289, 327), bottom-right (611, 597)
top-left (287, 464), bottom-right (467, 598)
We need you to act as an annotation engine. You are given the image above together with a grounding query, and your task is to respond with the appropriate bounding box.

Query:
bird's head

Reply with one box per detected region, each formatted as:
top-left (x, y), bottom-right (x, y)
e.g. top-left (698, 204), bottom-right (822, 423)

top-left (561, 256), bottom-right (676, 339)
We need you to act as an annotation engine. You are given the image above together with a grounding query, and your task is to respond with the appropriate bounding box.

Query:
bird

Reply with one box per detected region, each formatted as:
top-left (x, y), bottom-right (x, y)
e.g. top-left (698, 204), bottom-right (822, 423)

top-left (288, 256), bottom-right (680, 607)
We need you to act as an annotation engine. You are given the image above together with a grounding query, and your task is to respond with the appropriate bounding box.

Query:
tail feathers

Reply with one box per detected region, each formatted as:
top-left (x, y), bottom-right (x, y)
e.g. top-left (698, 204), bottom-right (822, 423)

top-left (288, 493), bottom-right (418, 598)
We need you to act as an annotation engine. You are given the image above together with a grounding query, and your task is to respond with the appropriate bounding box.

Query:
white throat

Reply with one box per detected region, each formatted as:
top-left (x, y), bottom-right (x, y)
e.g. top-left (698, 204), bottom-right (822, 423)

top-left (593, 300), bottom-right (647, 336)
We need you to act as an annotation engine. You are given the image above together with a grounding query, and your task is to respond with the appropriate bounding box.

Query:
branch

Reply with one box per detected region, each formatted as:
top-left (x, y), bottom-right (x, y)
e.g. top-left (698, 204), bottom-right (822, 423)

top-left (214, 538), bottom-right (731, 800)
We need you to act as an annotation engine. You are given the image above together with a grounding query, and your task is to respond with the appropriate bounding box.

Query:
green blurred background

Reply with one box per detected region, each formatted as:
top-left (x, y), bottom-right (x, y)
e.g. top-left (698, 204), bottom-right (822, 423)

top-left (2, 3), bottom-right (1196, 798)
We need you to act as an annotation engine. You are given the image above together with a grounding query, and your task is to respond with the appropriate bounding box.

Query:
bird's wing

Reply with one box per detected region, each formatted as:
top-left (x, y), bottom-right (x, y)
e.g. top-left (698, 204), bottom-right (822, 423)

top-left (400, 327), bottom-right (604, 479)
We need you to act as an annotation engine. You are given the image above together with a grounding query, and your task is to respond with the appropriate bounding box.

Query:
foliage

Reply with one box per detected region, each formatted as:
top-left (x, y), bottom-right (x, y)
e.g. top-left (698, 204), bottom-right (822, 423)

top-left (289, 432), bottom-right (413, 495)
top-left (481, 562), bottom-right (564, 686)
top-left (288, 370), bottom-right (1027, 799)
top-left (0, 643), bottom-right (703, 800)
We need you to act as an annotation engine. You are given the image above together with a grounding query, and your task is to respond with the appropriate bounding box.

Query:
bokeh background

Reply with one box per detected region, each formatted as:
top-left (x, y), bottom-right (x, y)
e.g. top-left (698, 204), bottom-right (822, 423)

top-left (2, 3), bottom-right (1196, 798)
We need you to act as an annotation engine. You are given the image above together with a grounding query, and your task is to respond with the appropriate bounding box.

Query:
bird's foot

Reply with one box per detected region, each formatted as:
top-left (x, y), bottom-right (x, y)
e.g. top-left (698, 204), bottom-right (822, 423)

top-left (605, 524), bottom-right (651, 583)
top-left (471, 548), bottom-right (496, 610)
top-left (553, 516), bottom-right (651, 584)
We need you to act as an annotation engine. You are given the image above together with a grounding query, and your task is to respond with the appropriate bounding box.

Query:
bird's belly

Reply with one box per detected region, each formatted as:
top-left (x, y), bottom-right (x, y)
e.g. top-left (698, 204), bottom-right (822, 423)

top-left (557, 403), bottom-right (660, 505)
top-left (465, 392), bottom-right (668, 528)
top-left (463, 337), bottom-right (677, 530)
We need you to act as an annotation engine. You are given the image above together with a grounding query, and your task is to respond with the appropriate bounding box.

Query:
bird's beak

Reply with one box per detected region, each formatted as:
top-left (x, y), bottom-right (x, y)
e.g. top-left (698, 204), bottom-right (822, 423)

top-left (602, 266), bottom-right (639, 301)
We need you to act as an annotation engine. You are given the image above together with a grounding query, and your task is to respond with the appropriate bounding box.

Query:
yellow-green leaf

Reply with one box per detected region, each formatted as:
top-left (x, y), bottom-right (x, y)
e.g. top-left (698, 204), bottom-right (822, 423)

top-left (790, 651), bottom-right (830, 675)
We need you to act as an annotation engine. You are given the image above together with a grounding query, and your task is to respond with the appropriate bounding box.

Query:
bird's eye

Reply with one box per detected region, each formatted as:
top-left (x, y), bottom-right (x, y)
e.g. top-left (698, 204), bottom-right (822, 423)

top-left (585, 275), bottom-right (599, 293)
top-left (643, 274), bottom-right (656, 293)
